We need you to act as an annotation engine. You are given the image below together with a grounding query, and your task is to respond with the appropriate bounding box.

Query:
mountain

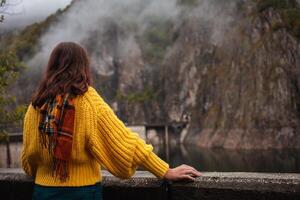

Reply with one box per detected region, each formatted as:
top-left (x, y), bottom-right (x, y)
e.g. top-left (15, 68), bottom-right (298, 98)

top-left (1, 0), bottom-right (300, 149)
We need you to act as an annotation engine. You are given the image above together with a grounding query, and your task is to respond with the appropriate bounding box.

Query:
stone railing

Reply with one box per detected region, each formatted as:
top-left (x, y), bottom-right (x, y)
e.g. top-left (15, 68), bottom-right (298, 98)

top-left (0, 168), bottom-right (300, 200)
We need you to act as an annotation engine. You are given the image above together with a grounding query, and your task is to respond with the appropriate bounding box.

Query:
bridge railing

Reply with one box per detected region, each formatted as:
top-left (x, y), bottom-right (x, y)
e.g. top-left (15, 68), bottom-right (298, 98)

top-left (0, 168), bottom-right (300, 200)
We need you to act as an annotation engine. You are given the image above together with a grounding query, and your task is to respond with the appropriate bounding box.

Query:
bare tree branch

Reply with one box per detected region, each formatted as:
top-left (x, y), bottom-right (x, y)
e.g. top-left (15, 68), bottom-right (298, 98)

top-left (0, 0), bottom-right (5, 22)
top-left (0, 0), bottom-right (23, 22)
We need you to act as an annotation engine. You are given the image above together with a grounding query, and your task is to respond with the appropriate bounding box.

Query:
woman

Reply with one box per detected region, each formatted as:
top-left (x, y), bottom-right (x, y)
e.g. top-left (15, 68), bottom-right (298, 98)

top-left (21, 42), bottom-right (202, 200)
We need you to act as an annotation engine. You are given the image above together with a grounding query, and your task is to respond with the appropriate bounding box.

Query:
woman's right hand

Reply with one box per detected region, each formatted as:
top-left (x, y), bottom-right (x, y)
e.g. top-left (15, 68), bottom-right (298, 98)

top-left (163, 164), bottom-right (202, 181)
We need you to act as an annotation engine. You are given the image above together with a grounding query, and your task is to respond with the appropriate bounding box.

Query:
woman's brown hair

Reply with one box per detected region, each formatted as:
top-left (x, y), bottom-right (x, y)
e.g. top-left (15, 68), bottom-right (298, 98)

top-left (32, 42), bottom-right (92, 108)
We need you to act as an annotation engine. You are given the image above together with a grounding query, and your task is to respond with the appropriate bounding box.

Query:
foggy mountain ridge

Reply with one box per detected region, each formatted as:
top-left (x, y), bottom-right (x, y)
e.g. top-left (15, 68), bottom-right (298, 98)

top-left (3, 0), bottom-right (300, 149)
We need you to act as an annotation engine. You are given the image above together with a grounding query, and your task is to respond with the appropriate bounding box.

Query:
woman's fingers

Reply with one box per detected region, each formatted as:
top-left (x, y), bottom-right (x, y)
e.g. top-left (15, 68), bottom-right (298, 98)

top-left (164, 164), bottom-right (202, 181)
top-left (191, 168), bottom-right (202, 176)
top-left (180, 174), bottom-right (196, 181)
top-left (190, 167), bottom-right (202, 175)
top-left (189, 167), bottom-right (202, 176)
top-left (179, 165), bottom-right (202, 176)
top-left (182, 169), bottom-right (201, 178)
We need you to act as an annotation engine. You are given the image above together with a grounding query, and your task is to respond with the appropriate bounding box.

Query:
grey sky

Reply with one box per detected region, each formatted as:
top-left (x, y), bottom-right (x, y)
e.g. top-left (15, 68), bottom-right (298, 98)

top-left (1, 0), bottom-right (72, 30)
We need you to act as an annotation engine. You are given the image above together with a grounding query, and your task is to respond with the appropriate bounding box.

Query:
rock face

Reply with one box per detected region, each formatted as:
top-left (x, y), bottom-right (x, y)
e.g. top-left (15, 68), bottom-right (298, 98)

top-left (5, 0), bottom-right (300, 149)
top-left (162, 2), bottom-right (300, 149)
top-left (165, 1), bottom-right (300, 148)
top-left (103, 1), bottom-right (300, 149)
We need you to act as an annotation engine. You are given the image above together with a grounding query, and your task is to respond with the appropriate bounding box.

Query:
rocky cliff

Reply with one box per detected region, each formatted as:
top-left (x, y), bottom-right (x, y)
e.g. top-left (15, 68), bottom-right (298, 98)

top-left (163, 1), bottom-right (300, 149)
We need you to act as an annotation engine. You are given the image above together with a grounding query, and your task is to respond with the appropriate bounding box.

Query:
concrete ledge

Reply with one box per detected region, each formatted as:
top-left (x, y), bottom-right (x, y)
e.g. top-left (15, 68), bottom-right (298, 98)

top-left (179, 172), bottom-right (300, 193)
top-left (1, 168), bottom-right (300, 200)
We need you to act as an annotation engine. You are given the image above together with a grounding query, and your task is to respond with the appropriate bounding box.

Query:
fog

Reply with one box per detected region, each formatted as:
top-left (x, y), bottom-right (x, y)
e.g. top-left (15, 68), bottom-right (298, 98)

top-left (26, 0), bottom-right (238, 75)
top-left (1, 0), bottom-right (71, 30)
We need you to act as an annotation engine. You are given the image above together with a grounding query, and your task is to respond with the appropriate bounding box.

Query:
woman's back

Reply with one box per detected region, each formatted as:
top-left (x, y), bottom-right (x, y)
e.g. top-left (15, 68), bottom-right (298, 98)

top-left (22, 86), bottom-right (169, 186)
top-left (23, 87), bottom-right (100, 186)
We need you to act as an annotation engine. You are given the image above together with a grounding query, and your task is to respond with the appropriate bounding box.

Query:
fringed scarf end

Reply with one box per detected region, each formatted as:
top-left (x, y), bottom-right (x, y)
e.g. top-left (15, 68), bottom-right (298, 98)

top-left (38, 93), bottom-right (75, 183)
top-left (53, 158), bottom-right (70, 182)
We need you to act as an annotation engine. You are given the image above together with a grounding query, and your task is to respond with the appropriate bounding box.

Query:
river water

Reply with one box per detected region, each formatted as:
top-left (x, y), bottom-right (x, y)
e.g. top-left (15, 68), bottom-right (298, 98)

top-left (154, 144), bottom-right (300, 173)
top-left (1, 142), bottom-right (300, 173)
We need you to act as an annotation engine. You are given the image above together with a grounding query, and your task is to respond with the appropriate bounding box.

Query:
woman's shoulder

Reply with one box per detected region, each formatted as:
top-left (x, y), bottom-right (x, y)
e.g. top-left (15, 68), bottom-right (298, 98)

top-left (86, 86), bottom-right (97, 94)
top-left (79, 86), bottom-right (108, 111)
top-left (82, 86), bottom-right (103, 101)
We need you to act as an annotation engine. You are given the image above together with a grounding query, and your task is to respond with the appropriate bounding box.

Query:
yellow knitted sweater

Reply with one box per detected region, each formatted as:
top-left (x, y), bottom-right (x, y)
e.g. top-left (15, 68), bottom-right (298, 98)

top-left (21, 86), bottom-right (169, 186)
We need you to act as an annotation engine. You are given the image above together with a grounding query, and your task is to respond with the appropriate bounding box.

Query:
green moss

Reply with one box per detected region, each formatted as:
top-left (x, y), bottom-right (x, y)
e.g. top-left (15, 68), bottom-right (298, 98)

top-left (282, 8), bottom-right (300, 39)
top-left (116, 88), bottom-right (157, 103)
top-left (138, 18), bottom-right (173, 63)
top-left (177, 0), bottom-right (198, 7)
top-left (256, 0), bottom-right (300, 40)
top-left (256, 0), bottom-right (297, 13)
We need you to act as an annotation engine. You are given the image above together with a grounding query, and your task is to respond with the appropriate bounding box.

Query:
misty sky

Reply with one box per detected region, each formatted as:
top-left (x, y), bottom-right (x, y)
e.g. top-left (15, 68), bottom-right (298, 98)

top-left (1, 0), bottom-right (72, 30)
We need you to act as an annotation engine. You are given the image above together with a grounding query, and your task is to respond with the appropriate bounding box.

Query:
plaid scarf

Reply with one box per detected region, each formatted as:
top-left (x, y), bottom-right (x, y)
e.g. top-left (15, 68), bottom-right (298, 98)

top-left (38, 93), bottom-right (75, 182)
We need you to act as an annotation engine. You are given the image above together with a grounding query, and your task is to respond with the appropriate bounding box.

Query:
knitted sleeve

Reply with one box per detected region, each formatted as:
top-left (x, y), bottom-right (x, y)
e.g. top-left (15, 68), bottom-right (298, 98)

top-left (87, 88), bottom-right (169, 179)
top-left (21, 105), bottom-right (38, 178)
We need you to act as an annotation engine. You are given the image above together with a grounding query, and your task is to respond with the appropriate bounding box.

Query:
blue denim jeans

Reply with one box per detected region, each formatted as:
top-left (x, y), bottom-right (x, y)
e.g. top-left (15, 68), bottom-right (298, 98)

top-left (32, 182), bottom-right (103, 200)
